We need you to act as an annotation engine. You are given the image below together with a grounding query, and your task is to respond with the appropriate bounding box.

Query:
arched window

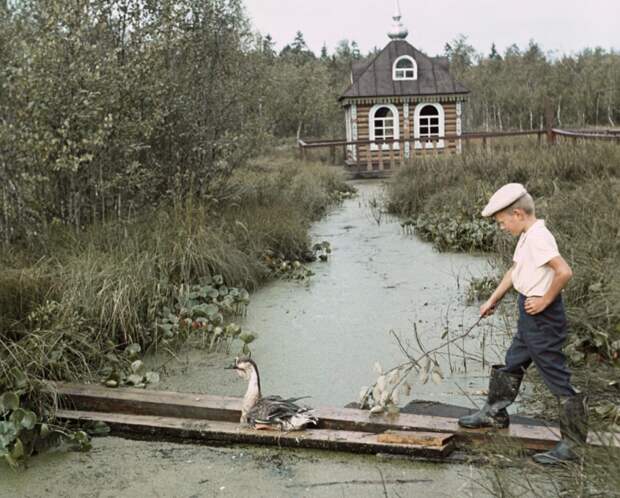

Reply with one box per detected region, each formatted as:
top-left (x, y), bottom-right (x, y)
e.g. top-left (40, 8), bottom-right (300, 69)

top-left (369, 104), bottom-right (400, 150)
top-left (393, 56), bottom-right (417, 80)
top-left (414, 103), bottom-right (445, 149)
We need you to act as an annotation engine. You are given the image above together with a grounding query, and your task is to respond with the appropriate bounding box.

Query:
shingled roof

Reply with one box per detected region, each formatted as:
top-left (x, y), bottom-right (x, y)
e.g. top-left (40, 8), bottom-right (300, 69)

top-left (340, 40), bottom-right (469, 100)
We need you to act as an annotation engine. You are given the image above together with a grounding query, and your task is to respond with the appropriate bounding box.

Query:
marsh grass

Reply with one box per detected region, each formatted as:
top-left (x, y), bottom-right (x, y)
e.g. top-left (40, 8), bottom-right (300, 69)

top-left (470, 437), bottom-right (620, 498)
top-left (387, 143), bottom-right (620, 363)
top-left (0, 153), bottom-right (351, 404)
top-left (388, 142), bottom-right (620, 496)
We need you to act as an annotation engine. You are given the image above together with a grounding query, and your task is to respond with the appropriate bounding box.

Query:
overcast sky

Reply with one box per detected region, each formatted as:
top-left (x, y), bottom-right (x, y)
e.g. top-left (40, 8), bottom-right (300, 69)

top-left (243, 0), bottom-right (619, 57)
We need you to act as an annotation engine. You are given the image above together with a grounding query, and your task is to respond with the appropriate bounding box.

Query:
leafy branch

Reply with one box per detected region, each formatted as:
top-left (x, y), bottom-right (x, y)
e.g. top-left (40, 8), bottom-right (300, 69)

top-left (358, 316), bottom-right (483, 413)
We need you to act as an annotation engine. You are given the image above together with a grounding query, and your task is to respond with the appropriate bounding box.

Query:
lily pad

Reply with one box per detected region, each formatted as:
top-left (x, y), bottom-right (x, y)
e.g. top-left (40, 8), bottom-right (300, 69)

top-left (0, 421), bottom-right (18, 447)
top-left (39, 423), bottom-right (50, 439)
top-left (225, 324), bottom-right (242, 336)
top-left (86, 421), bottom-right (111, 437)
top-left (125, 343), bottom-right (141, 359)
top-left (71, 431), bottom-right (92, 452)
top-left (0, 392), bottom-right (19, 412)
top-left (145, 372), bottom-right (160, 384)
top-left (239, 333), bottom-right (256, 344)
top-left (126, 374), bottom-right (144, 386)
top-left (10, 369), bottom-right (28, 390)
top-left (10, 437), bottom-right (24, 460)
top-left (131, 360), bottom-right (146, 376)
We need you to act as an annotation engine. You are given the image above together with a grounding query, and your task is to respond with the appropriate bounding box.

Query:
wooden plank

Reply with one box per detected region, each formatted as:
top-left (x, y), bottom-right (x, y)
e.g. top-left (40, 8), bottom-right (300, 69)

top-left (377, 431), bottom-right (453, 447)
top-left (52, 383), bottom-right (620, 451)
top-left (56, 409), bottom-right (454, 458)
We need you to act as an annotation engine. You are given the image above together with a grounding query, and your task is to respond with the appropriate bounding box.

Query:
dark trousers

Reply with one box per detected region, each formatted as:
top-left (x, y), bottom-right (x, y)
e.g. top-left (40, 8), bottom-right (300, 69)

top-left (500, 293), bottom-right (576, 397)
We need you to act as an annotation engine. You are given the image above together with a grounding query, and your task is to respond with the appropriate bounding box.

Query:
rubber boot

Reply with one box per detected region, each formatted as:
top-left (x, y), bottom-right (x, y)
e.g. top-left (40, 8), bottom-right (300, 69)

top-left (458, 365), bottom-right (523, 429)
top-left (533, 393), bottom-right (588, 465)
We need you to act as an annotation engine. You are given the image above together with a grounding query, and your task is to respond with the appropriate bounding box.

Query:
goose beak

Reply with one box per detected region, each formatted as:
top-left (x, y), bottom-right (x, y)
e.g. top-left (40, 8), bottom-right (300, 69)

top-left (224, 363), bottom-right (238, 370)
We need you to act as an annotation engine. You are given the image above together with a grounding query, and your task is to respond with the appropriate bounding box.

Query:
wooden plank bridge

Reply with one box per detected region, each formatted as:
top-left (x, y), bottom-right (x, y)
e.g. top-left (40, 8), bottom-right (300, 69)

top-left (53, 383), bottom-right (619, 461)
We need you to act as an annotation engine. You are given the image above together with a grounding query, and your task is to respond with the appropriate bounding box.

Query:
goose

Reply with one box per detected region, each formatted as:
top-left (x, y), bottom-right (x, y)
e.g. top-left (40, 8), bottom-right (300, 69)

top-left (226, 357), bottom-right (319, 431)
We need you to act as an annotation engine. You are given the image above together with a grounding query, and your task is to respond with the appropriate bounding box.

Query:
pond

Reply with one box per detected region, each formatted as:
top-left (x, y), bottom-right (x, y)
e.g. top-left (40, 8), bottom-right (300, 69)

top-left (1, 179), bottom-right (517, 498)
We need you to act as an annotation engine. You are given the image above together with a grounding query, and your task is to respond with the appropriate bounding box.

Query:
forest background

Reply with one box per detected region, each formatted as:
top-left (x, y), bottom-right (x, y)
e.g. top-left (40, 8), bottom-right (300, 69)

top-left (0, 0), bottom-right (618, 241)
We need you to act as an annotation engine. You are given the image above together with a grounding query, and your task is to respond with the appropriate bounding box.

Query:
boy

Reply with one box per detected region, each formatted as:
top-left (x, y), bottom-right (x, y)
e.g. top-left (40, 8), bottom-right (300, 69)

top-left (458, 183), bottom-right (588, 465)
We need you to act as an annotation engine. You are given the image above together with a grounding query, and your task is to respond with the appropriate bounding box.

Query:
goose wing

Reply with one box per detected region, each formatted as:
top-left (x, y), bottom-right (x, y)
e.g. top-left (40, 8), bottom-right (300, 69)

top-left (247, 396), bottom-right (317, 429)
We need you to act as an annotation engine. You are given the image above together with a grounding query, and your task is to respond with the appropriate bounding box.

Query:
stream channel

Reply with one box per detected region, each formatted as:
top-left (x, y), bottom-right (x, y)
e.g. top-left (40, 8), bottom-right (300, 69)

top-left (1, 180), bottom-right (517, 498)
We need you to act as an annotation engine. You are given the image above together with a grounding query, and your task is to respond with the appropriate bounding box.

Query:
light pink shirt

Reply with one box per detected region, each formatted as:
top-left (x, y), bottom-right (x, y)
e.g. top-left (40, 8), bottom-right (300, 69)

top-left (512, 220), bottom-right (560, 297)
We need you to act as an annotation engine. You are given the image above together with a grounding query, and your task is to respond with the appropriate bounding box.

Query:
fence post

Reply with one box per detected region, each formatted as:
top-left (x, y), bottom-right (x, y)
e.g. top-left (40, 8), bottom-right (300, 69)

top-left (330, 144), bottom-right (336, 165)
top-left (544, 97), bottom-right (556, 145)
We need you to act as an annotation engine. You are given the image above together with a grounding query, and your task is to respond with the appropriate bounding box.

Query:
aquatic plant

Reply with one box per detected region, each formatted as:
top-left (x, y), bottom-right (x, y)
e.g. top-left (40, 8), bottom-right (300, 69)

top-left (100, 346), bottom-right (161, 389)
top-left (409, 213), bottom-right (497, 252)
top-left (155, 277), bottom-right (252, 353)
top-left (262, 251), bottom-right (315, 280)
top-left (312, 241), bottom-right (332, 262)
top-left (359, 356), bottom-right (444, 414)
top-left (0, 386), bottom-right (90, 469)
top-left (358, 318), bottom-right (483, 414)
top-left (466, 276), bottom-right (500, 304)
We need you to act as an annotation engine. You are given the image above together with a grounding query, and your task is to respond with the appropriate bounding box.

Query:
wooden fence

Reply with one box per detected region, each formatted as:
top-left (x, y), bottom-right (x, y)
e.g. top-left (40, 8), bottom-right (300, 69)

top-left (297, 128), bottom-right (620, 174)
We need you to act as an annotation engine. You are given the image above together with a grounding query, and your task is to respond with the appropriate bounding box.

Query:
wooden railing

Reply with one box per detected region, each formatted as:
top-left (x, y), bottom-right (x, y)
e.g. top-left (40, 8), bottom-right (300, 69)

top-left (551, 128), bottom-right (620, 142)
top-left (297, 128), bottom-right (620, 172)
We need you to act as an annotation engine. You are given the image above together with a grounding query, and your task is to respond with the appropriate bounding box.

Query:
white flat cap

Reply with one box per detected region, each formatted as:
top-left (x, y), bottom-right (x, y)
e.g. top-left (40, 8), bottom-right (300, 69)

top-left (481, 183), bottom-right (527, 217)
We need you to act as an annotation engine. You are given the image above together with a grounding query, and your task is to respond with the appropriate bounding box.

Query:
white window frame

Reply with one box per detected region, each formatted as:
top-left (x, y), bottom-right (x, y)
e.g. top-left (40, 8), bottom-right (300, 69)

top-left (413, 103), bottom-right (445, 149)
top-left (369, 104), bottom-right (400, 151)
top-left (392, 55), bottom-right (417, 81)
top-left (345, 106), bottom-right (357, 160)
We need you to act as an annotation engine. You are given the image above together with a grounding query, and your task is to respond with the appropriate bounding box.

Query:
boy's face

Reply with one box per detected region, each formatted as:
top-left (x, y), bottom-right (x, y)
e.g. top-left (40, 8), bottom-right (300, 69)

top-left (494, 209), bottom-right (527, 236)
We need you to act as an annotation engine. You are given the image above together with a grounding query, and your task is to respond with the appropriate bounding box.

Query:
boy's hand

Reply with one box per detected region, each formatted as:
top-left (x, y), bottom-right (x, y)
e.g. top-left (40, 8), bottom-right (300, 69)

top-left (480, 299), bottom-right (496, 317)
top-left (524, 297), bottom-right (548, 315)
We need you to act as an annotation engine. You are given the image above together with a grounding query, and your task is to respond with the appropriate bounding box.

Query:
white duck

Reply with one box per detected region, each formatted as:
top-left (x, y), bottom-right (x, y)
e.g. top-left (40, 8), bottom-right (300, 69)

top-left (226, 357), bottom-right (318, 431)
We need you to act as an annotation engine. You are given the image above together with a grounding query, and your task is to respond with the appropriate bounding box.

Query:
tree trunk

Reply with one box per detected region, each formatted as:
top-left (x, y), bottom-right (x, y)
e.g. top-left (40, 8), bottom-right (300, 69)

top-left (296, 121), bottom-right (303, 140)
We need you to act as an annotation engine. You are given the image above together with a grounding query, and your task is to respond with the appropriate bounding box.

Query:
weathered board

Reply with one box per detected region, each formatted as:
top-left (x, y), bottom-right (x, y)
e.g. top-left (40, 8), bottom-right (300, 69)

top-left (377, 431), bottom-right (453, 447)
top-left (53, 383), bottom-right (620, 451)
top-left (56, 409), bottom-right (455, 458)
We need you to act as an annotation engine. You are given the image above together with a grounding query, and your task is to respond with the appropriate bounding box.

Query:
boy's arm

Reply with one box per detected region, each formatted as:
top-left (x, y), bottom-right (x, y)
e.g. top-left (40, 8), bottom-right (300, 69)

top-left (524, 255), bottom-right (573, 315)
top-left (480, 264), bottom-right (515, 317)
